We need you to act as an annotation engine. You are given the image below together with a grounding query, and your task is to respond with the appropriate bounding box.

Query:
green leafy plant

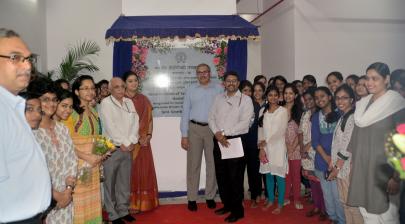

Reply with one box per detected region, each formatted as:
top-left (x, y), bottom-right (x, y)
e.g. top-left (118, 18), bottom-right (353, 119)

top-left (57, 40), bottom-right (100, 81)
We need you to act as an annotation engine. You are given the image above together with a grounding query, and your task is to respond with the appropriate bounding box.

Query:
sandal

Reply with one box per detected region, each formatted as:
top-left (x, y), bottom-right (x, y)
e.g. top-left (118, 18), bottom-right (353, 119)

top-left (250, 200), bottom-right (258, 208)
top-left (272, 207), bottom-right (282, 214)
top-left (262, 201), bottom-right (273, 211)
top-left (305, 208), bottom-right (320, 217)
top-left (294, 202), bottom-right (303, 210)
top-left (283, 199), bottom-right (290, 206)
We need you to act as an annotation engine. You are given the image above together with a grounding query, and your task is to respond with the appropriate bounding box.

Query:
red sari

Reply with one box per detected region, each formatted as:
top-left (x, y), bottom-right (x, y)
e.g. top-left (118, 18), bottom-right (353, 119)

top-left (126, 93), bottom-right (159, 213)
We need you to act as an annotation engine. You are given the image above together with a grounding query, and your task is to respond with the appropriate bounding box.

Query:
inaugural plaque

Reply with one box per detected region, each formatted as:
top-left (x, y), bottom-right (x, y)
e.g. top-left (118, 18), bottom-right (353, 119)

top-left (143, 48), bottom-right (219, 117)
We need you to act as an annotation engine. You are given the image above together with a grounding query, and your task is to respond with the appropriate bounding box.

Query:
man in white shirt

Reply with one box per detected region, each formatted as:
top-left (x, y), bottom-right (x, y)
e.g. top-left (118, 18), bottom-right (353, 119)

top-left (99, 77), bottom-right (139, 224)
top-left (208, 71), bottom-right (254, 223)
top-left (0, 28), bottom-right (51, 223)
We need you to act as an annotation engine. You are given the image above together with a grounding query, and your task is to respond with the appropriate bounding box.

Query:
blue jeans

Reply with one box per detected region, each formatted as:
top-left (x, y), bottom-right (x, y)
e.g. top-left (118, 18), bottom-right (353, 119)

top-left (315, 169), bottom-right (345, 224)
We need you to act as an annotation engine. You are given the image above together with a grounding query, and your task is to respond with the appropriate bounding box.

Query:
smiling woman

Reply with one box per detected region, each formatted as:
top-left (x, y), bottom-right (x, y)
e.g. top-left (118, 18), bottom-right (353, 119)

top-left (347, 62), bottom-right (405, 222)
top-left (27, 77), bottom-right (78, 224)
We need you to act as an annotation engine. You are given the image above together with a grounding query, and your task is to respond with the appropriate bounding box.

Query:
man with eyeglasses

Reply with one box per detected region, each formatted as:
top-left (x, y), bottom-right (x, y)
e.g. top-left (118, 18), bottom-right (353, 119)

top-left (99, 77), bottom-right (139, 224)
top-left (208, 71), bottom-right (253, 223)
top-left (0, 28), bottom-right (52, 223)
top-left (180, 63), bottom-right (223, 212)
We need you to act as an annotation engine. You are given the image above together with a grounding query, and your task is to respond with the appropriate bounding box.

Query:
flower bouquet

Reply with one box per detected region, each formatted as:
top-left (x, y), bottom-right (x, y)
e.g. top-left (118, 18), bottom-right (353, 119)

top-left (78, 136), bottom-right (115, 184)
top-left (93, 135), bottom-right (115, 155)
top-left (385, 123), bottom-right (405, 179)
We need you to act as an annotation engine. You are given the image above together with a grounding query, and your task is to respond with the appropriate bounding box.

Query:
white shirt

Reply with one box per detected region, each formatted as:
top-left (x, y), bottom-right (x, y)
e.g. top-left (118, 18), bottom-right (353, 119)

top-left (99, 96), bottom-right (139, 147)
top-left (0, 86), bottom-right (51, 222)
top-left (208, 90), bottom-right (254, 136)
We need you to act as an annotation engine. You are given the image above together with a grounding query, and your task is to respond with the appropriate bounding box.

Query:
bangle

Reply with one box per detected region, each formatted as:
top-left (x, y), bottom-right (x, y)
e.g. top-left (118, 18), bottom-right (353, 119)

top-left (66, 185), bottom-right (75, 191)
top-left (147, 134), bottom-right (152, 136)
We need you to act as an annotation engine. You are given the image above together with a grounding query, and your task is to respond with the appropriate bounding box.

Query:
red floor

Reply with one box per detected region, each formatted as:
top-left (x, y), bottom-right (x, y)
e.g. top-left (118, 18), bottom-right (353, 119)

top-left (127, 200), bottom-right (329, 224)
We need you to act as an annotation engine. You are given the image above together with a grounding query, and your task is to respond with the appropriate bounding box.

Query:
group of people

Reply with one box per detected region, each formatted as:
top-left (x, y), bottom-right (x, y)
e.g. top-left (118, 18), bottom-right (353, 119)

top-left (0, 29), bottom-right (158, 224)
top-left (1, 27), bottom-right (405, 224)
top-left (181, 63), bottom-right (405, 223)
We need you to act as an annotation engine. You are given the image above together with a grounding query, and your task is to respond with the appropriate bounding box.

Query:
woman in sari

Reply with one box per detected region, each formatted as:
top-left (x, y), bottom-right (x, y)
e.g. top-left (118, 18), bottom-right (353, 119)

top-left (123, 71), bottom-right (159, 213)
top-left (63, 75), bottom-right (103, 224)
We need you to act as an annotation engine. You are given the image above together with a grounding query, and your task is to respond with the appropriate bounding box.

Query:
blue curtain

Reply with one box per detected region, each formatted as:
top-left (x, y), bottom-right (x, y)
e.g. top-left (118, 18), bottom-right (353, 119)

top-left (226, 39), bottom-right (247, 80)
top-left (112, 41), bottom-right (132, 77)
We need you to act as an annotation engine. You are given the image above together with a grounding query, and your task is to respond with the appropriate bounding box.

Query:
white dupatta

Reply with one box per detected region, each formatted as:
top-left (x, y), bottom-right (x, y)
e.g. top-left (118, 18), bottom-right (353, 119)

top-left (354, 90), bottom-right (405, 128)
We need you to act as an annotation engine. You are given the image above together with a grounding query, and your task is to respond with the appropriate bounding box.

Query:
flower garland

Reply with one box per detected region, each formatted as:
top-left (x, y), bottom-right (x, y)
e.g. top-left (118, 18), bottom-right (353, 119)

top-left (131, 39), bottom-right (174, 80)
top-left (385, 123), bottom-right (405, 179)
top-left (187, 39), bottom-right (228, 80)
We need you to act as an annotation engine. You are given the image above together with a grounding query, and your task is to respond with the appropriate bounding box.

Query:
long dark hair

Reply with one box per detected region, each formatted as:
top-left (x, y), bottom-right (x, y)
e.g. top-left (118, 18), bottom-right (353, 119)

top-left (283, 83), bottom-right (303, 125)
top-left (26, 77), bottom-right (57, 97)
top-left (122, 70), bottom-right (139, 82)
top-left (366, 62), bottom-right (390, 79)
top-left (56, 88), bottom-right (73, 102)
top-left (335, 84), bottom-right (355, 132)
top-left (315, 86), bottom-right (340, 124)
top-left (258, 85), bottom-right (279, 127)
top-left (253, 82), bottom-right (265, 102)
top-left (71, 75), bottom-right (95, 114)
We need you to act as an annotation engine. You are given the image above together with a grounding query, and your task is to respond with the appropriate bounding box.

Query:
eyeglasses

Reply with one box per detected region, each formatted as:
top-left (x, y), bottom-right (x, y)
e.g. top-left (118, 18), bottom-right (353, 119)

top-left (197, 71), bottom-right (210, 75)
top-left (79, 87), bottom-right (96, 91)
top-left (0, 54), bottom-right (37, 64)
top-left (225, 80), bottom-right (238, 84)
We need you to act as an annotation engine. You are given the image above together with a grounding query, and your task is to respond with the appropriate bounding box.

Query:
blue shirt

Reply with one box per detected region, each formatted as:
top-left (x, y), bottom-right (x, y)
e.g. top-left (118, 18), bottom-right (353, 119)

top-left (311, 111), bottom-right (338, 171)
top-left (0, 86), bottom-right (51, 222)
top-left (180, 81), bottom-right (223, 137)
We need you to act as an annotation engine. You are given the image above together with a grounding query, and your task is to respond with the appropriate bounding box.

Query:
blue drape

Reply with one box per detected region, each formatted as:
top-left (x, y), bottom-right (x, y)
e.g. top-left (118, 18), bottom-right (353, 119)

top-left (226, 39), bottom-right (247, 81)
top-left (106, 15), bottom-right (259, 40)
top-left (113, 41), bottom-right (132, 77)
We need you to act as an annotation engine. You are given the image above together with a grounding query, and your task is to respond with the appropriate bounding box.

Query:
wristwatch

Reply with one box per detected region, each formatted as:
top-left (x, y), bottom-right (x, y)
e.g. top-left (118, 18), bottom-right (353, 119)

top-left (66, 185), bottom-right (75, 192)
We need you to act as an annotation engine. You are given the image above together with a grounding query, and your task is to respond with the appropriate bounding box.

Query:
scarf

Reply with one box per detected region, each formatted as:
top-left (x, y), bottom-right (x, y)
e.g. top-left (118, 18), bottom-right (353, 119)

top-left (354, 90), bottom-right (405, 128)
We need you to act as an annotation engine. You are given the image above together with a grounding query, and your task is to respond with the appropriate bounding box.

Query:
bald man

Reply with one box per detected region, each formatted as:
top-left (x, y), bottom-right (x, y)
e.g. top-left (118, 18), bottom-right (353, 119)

top-left (99, 77), bottom-right (139, 224)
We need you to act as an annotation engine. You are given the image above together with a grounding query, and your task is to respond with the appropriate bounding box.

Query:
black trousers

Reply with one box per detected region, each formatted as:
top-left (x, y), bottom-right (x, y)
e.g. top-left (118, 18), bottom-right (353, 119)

top-left (213, 136), bottom-right (246, 217)
top-left (241, 137), bottom-right (262, 200)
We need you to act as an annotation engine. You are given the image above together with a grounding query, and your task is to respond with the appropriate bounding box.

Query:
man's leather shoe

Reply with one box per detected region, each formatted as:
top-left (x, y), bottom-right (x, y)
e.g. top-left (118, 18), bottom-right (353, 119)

top-left (214, 207), bottom-right (230, 215)
top-left (121, 214), bottom-right (136, 222)
top-left (112, 218), bottom-right (125, 224)
top-left (224, 214), bottom-right (244, 223)
top-left (188, 201), bottom-right (197, 211)
top-left (206, 199), bottom-right (216, 209)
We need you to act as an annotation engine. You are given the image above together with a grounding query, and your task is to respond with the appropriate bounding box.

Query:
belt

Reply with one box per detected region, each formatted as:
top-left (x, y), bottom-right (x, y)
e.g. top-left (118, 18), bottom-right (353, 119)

top-left (190, 120), bottom-right (208, 126)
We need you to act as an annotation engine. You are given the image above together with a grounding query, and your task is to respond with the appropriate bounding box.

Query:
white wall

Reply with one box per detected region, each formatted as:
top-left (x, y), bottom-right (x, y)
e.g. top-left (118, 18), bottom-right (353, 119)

top-left (246, 40), bottom-right (262, 81)
top-left (294, 0), bottom-right (405, 84)
top-left (255, 0), bottom-right (405, 84)
top-left (123, 0), bottom-right (236, 16)
top-left (46, 0), bottom-right (122, 82)
top-left (0, 0), bottom-right (47, 72)
top-left (255, 0), bottom-right (295, 81)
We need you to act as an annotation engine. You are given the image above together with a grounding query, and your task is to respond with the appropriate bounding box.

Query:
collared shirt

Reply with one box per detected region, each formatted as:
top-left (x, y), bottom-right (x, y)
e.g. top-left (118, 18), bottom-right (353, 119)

top-left (0, 86), bottom-right (51, 223)
top-left (180, 81), bottom-right (223, 137)
top-left (99, 95), bottom-right (139, 147)
top-left (208, 90), bottom-right (254, 136)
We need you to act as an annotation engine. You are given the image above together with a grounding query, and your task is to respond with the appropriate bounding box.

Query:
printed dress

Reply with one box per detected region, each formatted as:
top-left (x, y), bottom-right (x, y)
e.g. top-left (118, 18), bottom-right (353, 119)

top-left (34, 122), bottom-right (78, 224)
